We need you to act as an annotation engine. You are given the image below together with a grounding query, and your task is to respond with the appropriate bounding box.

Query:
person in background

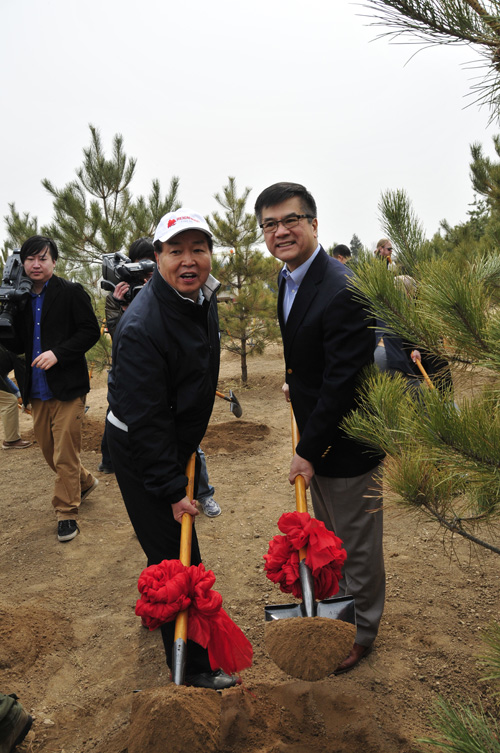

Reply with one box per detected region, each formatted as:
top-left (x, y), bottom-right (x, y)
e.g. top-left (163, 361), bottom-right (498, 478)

top-left (0, 345), bottom-right (31, 450)
top-left (255, 182), bottom-right (385, 674)
top-left (375, 238), bottom-right (393, 264)
top-left (331, 244), bottom-right (351, 264)
top-left (0, 236), bottom-right (100, 543)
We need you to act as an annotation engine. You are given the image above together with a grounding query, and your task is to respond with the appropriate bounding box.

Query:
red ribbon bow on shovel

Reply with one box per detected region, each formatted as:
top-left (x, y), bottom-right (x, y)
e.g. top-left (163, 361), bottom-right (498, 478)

top-left (264, 510), bottom-right (347, 601)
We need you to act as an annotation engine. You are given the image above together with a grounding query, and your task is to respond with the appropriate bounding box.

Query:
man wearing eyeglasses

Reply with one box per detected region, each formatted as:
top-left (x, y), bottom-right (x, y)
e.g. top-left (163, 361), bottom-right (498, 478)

top-left (255, 182), bottom-right (385, 674)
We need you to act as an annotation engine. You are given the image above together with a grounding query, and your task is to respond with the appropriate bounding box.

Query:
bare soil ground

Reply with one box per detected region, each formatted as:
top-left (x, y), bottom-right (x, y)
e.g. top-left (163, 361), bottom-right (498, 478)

top-left (1, 345), bottom-right (499, 753)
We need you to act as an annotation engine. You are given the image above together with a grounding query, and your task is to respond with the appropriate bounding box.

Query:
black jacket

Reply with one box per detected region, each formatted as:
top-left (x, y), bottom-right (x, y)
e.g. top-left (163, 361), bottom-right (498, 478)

top-left (1, 275), bottom-right (100, 403)
top-left (279, 247), bottom-right (384, 478)
top-left (107, 268), bottom-right (220, 505)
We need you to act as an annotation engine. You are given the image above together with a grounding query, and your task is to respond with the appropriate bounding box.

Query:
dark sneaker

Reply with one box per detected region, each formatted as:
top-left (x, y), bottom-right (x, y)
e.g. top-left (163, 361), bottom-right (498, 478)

top-left (199, 496), bottom-right (221, 517)
top-left (57, 520), bottom-right (79, 542)
top-left (97, 462), bottom-right (114, 474)
top-left (0, 700), bottom-right (32, 753)
top-left (81, 478), bottom-right (98, 502)
top-left (185, 669), bottom-right (240, 690)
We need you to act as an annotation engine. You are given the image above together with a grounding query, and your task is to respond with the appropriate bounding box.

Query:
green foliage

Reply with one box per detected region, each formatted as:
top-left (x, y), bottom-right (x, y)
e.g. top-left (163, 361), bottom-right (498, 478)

top-left (207, 177), bottom-right (281, 384)
top-left (378, 188), bottom-right (429, 275)
top-left (418, 694), bottom-right (500, 753)
top-left (480, 622), bottom-right (500, 685)
top-left (2, 203), bottom-right (39, 266)
top-left (347, 177), bottom-right (500, 554)
top-left (350, 233), bottom-right (364, 258)
top-left (40, 125), bottom-right (179, 280)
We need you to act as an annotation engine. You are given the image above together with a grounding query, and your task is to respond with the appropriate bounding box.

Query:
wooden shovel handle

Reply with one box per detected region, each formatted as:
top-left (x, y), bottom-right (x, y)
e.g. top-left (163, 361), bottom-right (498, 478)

top-left (291, 406), bottom-right (308, 561)
top-left (174, 452), bottom-right (196, 641)
top-left (411, 351), bottom-right (435, 390)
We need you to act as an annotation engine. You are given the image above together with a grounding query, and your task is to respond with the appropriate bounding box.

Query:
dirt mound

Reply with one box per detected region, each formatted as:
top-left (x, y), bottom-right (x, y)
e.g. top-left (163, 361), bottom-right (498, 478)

top-left (124, 680), bottom-right (417, 753)
top-left (128, 685), bottom-right (221, 753)
top-left (220, 682), bottom-right (416, 753)
top-left (264, 617), bottom-right (356, 681)
top-left (203, 421), bottom-right (270, 455)
top-left (0, 604), bottom-right (73, 676)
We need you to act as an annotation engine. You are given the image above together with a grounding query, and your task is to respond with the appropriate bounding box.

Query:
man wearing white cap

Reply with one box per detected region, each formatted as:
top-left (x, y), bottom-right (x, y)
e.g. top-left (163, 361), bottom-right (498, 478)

top-left (107, 208), bottom-right (237, 690)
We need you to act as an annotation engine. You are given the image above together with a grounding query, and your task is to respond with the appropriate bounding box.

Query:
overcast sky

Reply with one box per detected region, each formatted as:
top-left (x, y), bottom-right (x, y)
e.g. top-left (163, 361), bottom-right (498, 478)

top-left (0, 0), bottom-right (496, 254)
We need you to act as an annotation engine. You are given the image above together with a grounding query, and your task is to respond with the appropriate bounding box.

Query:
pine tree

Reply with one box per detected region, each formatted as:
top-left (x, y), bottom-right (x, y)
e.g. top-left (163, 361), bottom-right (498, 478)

top-left (41, 125), bottom-right (179, 276)
top-left (2, 203), bottom-right (39, 265)
top-left (345, 179), bottom-right (500, 556)
top-left (349, 233), bottom-right (364, 258)
top-left (207, 177), bottom-right (281, 384)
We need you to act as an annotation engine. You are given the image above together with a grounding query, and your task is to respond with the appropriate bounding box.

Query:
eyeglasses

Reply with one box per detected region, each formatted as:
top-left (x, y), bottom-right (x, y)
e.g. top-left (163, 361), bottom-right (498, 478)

top-left (259, 214), bottom-right (314, 233)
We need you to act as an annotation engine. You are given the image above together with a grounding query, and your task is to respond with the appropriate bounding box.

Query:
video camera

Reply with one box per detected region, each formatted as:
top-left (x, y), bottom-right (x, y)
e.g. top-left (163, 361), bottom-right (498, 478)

top-left (0, 249), bottom-right (33, 337)
top-left (101, 252), bottom-right (155, 304)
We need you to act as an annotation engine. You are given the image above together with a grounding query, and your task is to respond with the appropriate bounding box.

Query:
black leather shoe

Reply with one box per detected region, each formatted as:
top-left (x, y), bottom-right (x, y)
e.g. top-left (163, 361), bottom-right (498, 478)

top-left (185, 669), bottom-right (241, 690)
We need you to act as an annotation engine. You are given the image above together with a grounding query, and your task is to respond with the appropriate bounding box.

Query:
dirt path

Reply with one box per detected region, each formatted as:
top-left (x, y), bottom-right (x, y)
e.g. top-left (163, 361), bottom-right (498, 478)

top-left (1, 345), bottom-right (499, 752)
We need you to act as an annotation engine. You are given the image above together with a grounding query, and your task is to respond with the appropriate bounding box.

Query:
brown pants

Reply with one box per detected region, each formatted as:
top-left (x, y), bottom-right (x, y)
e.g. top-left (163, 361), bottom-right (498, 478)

top-left (31, 397), bottom-right (94, 520)
top-left (0, 389), bottom-right (20, 442)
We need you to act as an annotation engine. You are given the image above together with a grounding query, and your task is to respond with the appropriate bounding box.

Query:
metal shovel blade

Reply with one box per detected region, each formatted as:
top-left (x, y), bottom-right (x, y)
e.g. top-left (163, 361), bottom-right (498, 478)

top-left (228, 389), bottom-right (243, 418)
top-left (264, 595), bottom-right (356, 623)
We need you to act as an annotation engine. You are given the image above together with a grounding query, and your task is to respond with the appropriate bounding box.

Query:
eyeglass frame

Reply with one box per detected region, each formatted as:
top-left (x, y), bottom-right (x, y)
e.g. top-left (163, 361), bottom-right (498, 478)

top-left (259, 213), bottom-right (315, 233)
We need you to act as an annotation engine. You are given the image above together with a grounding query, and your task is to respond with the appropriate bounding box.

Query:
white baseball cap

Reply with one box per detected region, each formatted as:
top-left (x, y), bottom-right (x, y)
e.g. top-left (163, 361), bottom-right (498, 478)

top-left (153, 208), bottom-right (213, 244)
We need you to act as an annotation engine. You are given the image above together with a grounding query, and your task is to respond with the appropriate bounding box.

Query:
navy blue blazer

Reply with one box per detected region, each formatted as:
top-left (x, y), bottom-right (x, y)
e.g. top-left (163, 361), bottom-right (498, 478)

top-left (279, 247), bottom-right (384, 478)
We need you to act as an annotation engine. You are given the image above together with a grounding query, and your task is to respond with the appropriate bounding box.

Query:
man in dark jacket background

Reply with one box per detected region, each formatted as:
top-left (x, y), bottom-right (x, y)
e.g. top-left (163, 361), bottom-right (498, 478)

top-left (2, 236), bottom-right (100, 542)
top-left (255, 182), bottom-right (385, 674)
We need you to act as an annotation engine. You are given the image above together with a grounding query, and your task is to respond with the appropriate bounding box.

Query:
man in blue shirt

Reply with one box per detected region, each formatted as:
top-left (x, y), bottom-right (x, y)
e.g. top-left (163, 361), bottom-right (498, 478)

top-left (3, 236), bottom-right (100, 542)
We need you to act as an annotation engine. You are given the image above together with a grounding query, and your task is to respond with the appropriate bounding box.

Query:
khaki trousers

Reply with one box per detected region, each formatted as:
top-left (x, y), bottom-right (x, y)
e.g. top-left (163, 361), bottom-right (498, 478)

top-left (0, 389), bottom-right (20, 442)
top-left (31, 397), bottom-right (94, 520)
top-left (310, 464), bottom-right (385, 647)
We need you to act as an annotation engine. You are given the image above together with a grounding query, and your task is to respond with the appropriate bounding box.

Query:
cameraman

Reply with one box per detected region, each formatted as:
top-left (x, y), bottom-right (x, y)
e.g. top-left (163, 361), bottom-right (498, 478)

top-left (0, 236), bottom-right (100, 542)
top-left (104, 237), bottom-right (156, 340)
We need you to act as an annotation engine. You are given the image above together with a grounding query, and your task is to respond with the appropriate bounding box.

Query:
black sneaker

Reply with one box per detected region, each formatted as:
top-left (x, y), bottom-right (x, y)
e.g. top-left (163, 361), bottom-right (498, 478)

top-left (185, 669), bottom-right (241, 690)
top-left (57, 520), bottom-right (79, 542)
top-left (97, 462), bottom-right (114, 474)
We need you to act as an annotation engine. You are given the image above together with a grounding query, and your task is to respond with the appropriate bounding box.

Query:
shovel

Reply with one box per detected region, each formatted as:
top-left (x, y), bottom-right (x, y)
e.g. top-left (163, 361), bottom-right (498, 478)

top-left (264, 407), bottom-right (356, 624)
top-left (171, 452), bottom-right (196, 686)
top-left (215, 389), bottom-right (242, 418)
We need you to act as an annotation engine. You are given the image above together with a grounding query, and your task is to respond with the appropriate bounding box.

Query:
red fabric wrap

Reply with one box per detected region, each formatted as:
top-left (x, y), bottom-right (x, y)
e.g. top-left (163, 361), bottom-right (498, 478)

top-left (264, 511), bottom-right (347, 600)
top-left (136, 560), bottom-right (253, 675)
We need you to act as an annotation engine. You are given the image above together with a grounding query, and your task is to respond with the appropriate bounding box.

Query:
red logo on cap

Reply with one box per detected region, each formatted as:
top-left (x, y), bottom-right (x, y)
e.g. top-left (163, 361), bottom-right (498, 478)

top-left (168, 219), bottom-right (176, 228)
